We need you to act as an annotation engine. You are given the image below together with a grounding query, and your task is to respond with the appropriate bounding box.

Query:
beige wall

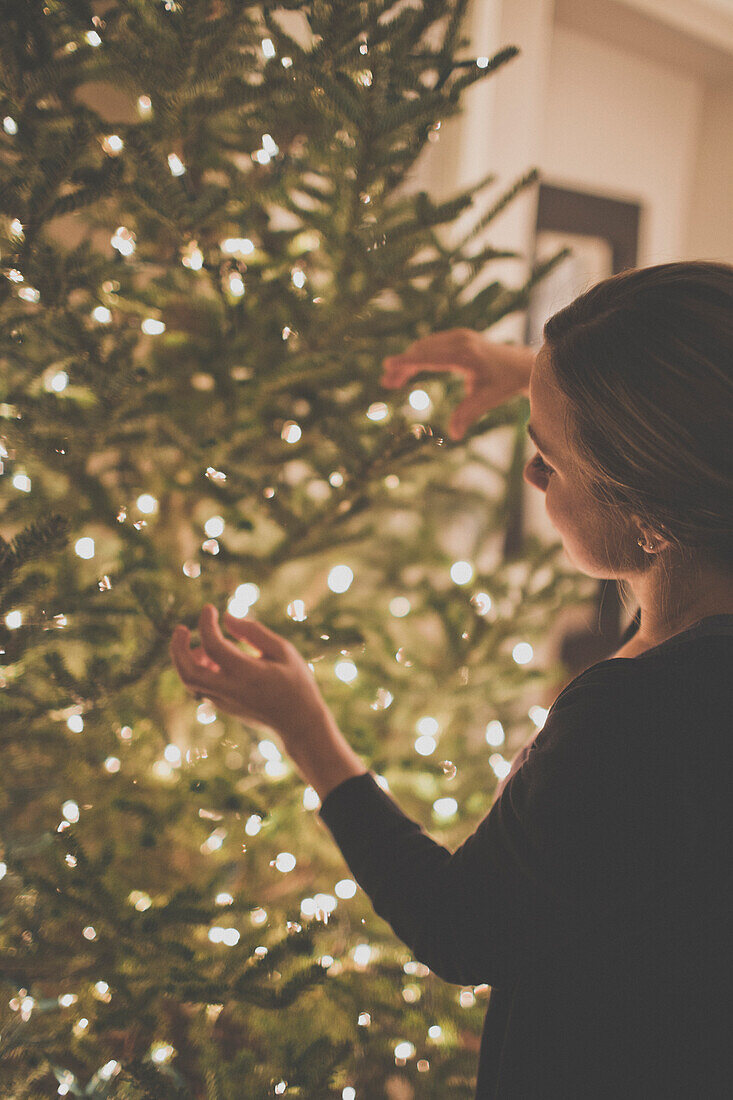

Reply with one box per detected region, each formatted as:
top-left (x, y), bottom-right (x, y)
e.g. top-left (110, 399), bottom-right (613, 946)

top-left (541, 22), bottom-right (702, 264)
top-left (410, 0), bottom-right (733, 339)
top-left (685, 81), bottom-right (733, 258)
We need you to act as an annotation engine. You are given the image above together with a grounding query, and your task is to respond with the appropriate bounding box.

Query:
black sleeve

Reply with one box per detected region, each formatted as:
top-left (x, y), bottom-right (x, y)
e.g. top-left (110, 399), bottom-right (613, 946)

top-left (317, 663), bottom-right (636, 988)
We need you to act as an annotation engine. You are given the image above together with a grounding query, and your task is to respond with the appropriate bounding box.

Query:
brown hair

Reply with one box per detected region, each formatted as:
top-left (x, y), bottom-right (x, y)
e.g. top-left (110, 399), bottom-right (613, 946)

top-left (542, 260), bottom-right (733, 590)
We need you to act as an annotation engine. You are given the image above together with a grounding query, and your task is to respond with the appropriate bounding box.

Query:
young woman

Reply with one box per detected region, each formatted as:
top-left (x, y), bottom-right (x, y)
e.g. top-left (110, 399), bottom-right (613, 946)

top-left (171, 260), bottom-right (732, 1098)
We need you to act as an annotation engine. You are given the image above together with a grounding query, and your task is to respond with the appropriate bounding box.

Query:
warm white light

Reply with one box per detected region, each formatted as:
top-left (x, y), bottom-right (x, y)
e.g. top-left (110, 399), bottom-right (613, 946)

top-left (141, 318), bottom-right (165, 335)
top-left (291, 268), bottom-right (306, 289)
top-left (313, 894), bottom-right (337, 920)
top-left (102, 134), bottom-right (123, 154)
top-left (163, 744), bottom-right (181, 765)
top-left (111, 226), bottom-right (136, 255)
top-left (136, 493), bottom-right (158, 514)
top-left (99, 1061), bottom-right (119, 1081)
top-left (67, 715), bottom-right (84, 733)
top-left (394, 1040), bottom-right (416, 1060)
top-left (389, 596), bottom-right (410, 617)
top-left (245, 814), bottom-right (262, 836)
top-left (335, 659), bottom-right (357, 684)
top-left (485, 720), bottom-right (505, 747)
top-left (489, 753), bottom-right (511, 780)
top-left (367, 401), bottom-right (389, 422)
top-left (328, 564), bottom-right (353, 593)
top-left (450, 560), bottom-right (473, 585)
top-left (261, 38), bottom-right (275, 58)
top-left (10, 218), bottom-right (23, 235)
top-left (201, 828), bottom-right (226, 854)
top-left (182, 244), bottom-right (203, 270)
top-left (92, 305), bottom-right (111, 323)
top-left (287, 599), bottom-right (307, 622)
top-left (104, 756), bottom-right (121, 773)
top-left (5, 610), bottom-right (22, 630)
top-left (222, 927), bottom-right (240, 946)
top-left (477, 56), bottom-right (490, 68)
top-left (62, 800), bottom-right (80, 823)
top-left (529, 705), bottom-right (549, 729)
top-left (433, 797), bottom-right (458, 819)
top-left (228, 273), bottom-right (244, 296)
top-left (415, 735), bottom-right (436, 756)
top-left (221, 238), bottom-right (254, 255)
top-left (258, 740), bottom-right (281, 762)
top-left (281, 420), bottom-right (301, 443)
top-left (408, 388), bottom-right (430, 411)
top-left (262, 134), bottom-right (278, 155)
top-left (3, 116), bottom-right (18, 134)
top-left (82, 927), bottom-right (96, 940)
top-left (0, 863), bottom-right (6, 880)
top-left (353, 943), bottom-right (372, 967)
top-left (232, 581), bottom-right (259, 609)
top-left (18, 286), bottom-right (40, 302)
top-left (137, 95), bottom-right (152, 113)
top-left (512, 642), bottom-right (534, 665)
top-left (303, 785), bottom-right (320, 810)
top-left (75, 537), bottom-right (95, 559)
top-left (150, 1042), bottom-right (175, 1064)
top-left (85, 30), bottom-right (102, 46)
top-left (58, 993), bottom-right (77, 1007)
top-left (168, 153), bottom-right (186, 176)
top-left (215, 892), bottom-right (233, 906)
top-left (335, 878), bottom-right (357, 899)
top-left (471, 591), bottom-right (493, 615)
top-left (265, 759), bottom-right (288, 778)
top-left (274, 852), bottom-right (296, 873)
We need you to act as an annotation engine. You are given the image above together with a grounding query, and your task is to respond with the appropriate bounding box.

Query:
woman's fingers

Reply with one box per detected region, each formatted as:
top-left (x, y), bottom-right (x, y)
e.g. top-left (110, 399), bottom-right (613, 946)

top-left (222, 610), bottom-right (289, 662)
top-left (198, 605), bottom-right (248, 673)
top-left (170, 627), bottom-right (222, 695)
top-left (191, 645), bottom-right (220, 673)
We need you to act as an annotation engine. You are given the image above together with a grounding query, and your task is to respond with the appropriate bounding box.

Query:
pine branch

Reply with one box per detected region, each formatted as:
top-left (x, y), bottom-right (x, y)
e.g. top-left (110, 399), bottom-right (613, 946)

top-left (0, 515), bottom-right (71, 588)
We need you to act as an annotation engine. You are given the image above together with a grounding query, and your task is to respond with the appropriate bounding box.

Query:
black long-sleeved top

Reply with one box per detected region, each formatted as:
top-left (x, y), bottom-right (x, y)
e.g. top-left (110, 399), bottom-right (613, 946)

top-left (318, 613), bottom-right (733, 1098)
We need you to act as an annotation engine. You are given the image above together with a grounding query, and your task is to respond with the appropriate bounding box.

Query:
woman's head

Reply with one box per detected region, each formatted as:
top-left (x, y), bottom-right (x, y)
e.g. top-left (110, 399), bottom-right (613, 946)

top-left (523, 260), bottom-right (733, 622)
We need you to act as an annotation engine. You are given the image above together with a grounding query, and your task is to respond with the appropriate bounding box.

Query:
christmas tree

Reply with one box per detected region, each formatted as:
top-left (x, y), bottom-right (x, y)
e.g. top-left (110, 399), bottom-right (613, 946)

top-left (0, 1), bottom-right (584, 1096)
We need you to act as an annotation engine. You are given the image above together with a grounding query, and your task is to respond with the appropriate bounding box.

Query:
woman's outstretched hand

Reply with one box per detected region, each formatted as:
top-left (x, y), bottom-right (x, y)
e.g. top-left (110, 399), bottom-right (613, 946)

top-left (381, 327), bottom-right (531, 440)
top-left (169, 605), bottom-right (368, 800)
top-left (169, 605), bottom-right (335, 743)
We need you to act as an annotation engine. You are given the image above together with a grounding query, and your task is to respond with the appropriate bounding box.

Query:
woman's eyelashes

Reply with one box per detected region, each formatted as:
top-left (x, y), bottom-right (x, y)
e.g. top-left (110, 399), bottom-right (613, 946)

top-left (529, 451), bottom-right (554, 477)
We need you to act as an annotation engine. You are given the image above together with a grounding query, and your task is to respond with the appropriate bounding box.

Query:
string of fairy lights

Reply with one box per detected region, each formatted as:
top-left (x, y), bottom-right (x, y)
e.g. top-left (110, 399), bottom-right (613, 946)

top-left (0, 10), bottom-right (549, 1096)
